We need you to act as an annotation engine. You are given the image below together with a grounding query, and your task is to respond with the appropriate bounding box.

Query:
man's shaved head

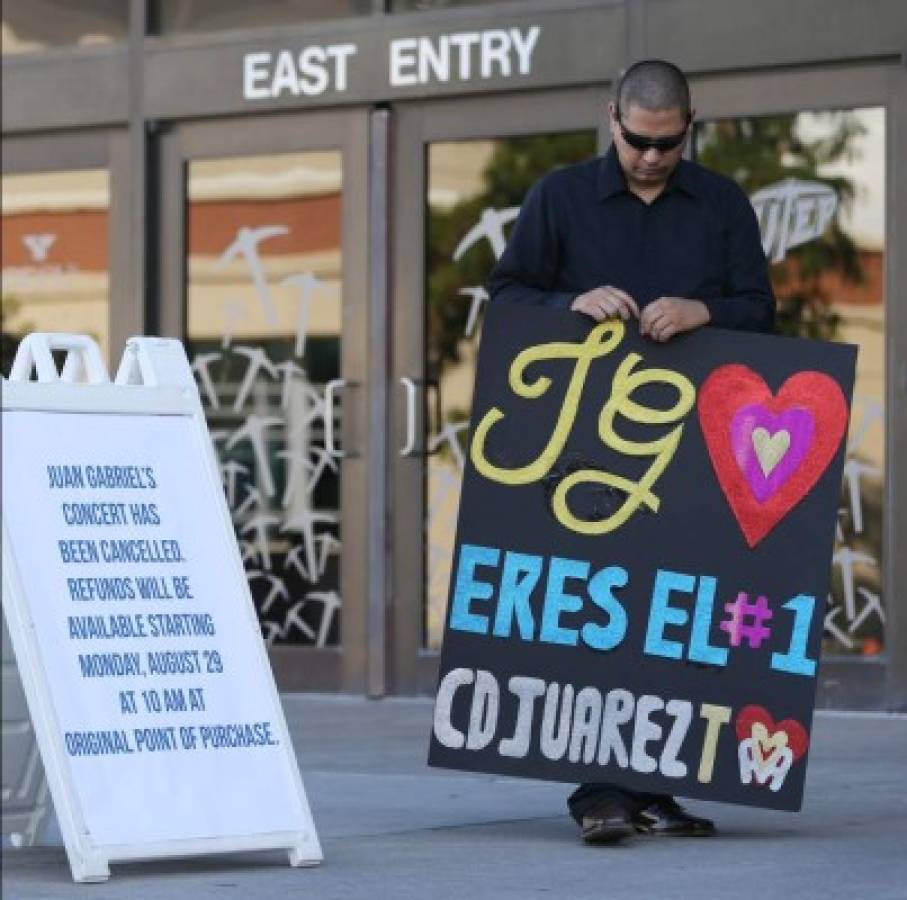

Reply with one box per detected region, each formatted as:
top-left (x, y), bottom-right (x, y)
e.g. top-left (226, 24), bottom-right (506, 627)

top-left (616, 59), bottom-right (690, 118)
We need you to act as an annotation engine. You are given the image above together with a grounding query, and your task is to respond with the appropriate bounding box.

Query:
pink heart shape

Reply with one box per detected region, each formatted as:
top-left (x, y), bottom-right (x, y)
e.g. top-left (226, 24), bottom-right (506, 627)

top-left (730, 405), bottom-right (815, 503)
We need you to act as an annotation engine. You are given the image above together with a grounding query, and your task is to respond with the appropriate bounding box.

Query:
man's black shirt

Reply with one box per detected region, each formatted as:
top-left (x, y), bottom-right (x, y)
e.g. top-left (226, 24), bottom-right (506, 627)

top-left (488, 146), bottom-right (775, 332)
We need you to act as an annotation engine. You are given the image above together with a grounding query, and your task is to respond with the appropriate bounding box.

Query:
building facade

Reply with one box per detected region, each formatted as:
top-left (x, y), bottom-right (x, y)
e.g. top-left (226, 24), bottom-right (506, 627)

top-left (3, 0), bottom-right (906, 722)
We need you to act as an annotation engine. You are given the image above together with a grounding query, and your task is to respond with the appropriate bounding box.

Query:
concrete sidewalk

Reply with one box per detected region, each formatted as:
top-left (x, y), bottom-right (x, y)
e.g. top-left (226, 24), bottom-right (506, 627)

top-left (3, 696), bottom-right (906, 899)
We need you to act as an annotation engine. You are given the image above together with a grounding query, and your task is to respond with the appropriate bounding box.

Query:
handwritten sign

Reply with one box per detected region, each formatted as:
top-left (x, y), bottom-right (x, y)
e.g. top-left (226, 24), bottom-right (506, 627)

top-left (429, 303), bottom-right (856, 811)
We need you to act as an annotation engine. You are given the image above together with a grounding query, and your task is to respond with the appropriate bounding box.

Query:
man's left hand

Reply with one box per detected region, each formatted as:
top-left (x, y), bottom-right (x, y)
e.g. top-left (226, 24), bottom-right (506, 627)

top-left (639, 297), bottom-right (710, 342)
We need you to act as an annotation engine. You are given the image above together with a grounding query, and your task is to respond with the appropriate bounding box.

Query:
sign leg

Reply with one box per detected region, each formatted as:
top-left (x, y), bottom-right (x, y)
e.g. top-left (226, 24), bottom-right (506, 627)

top-left (66, 848), bottom-right (110, 883)
top-left (288, 831), bottom-right (323, 868)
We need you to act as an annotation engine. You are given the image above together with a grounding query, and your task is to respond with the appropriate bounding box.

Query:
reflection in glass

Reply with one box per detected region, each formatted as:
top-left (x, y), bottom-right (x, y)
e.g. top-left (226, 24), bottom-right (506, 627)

top-left (2, 0), bottom-right (127, 55)
top-left (392, 0), bottom-right (503, 10)
top-left (1, 169), bottom-right (110, 374)
top-left (155, 0), bottom-right (372, 34)
top-left (695, 108), bottom-right (886, 658)
top-left (185, 151), bottom-right (343, 647)
top-left (423, 131), bottom-right (597, 650)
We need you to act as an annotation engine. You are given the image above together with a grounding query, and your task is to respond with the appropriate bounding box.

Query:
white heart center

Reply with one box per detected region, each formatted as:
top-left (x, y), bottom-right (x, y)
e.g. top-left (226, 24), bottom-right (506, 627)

top-left (752, 427), bottom-right (791, 477)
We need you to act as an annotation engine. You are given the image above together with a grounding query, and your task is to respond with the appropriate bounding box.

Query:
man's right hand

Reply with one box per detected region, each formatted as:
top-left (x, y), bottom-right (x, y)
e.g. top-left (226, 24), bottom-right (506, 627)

top-left (571, 286), bottom-right (639, 322)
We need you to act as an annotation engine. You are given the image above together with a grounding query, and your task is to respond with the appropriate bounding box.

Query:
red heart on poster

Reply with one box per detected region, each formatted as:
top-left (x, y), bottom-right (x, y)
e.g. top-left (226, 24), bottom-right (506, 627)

top-left (698, 365), bottom-right (848, 547)
top-left (735, 705), bottom-right (809, 763)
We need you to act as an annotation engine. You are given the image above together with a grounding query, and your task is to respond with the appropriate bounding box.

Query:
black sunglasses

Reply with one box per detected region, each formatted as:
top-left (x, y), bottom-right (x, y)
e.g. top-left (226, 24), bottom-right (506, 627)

top-left (616, 110), bottom-right (691, 152)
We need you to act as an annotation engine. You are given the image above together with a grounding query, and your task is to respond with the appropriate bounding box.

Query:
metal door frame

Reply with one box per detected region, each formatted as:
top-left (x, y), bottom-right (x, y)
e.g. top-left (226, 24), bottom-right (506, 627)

top-left (156, 107), bottom-right (373, 692)
top-left (389, 85), bottom-right (607, 695)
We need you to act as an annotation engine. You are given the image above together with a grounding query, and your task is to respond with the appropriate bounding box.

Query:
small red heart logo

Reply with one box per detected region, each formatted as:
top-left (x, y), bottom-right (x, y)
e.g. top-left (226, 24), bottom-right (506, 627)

top-left (735, 705), bottom-right (809, 762)
top-left (698, 365), bottom-right (848, 547)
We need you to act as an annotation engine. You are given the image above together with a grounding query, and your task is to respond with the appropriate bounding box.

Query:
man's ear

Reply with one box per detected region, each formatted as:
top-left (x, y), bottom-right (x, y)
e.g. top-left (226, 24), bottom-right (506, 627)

top-left (606, 101), bottom-right (618, 136)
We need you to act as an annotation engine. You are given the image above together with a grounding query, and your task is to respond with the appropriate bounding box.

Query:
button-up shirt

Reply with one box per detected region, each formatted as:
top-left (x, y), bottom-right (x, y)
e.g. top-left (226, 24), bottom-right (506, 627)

top-left (488, 146), bottom-right (775, 332)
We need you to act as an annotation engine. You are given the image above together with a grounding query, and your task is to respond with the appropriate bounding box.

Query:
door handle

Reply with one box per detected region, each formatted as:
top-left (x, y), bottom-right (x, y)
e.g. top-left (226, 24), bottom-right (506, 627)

top-left (324, 378), bottom-right (358, 459)
top-left (399, 377), bottom-right (418, 457)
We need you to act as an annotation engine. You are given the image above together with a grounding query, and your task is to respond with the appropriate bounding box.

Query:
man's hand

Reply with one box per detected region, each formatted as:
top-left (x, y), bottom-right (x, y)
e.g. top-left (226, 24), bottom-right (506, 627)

top-left (640, 297), bottom-right (711, 342)
top-left (571, 286), bottom-right (640, 322)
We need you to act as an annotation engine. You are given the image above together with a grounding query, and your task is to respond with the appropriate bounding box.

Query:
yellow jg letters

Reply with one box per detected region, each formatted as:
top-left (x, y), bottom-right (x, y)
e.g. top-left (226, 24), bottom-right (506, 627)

top-left (470, 321), bottom-right (696, 535)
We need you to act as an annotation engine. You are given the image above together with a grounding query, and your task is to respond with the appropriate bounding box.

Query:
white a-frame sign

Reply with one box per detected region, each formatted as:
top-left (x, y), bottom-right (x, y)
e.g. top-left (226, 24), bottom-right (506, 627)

top-left (1, 334), bottom-right (321, 882)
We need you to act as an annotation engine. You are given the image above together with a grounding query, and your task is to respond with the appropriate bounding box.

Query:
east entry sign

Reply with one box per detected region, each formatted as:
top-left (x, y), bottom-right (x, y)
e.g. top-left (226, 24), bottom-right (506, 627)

top-left (429, 303), bottom-right (856, 811)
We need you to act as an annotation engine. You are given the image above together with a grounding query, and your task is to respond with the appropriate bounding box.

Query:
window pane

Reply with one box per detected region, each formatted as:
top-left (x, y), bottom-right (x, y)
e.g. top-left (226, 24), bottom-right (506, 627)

top-left (154, 0), bottom-right (373, 35)
top-left (424, 131), bottom-right (597, 650)
top-left (695, 107), bottom-right (886, 659)
top-left (185, 151), bottom-right (343, 648)
top-left (1, 169), bottom-right (110, 374)
top-left (2, 0), bottom-right (127, 55)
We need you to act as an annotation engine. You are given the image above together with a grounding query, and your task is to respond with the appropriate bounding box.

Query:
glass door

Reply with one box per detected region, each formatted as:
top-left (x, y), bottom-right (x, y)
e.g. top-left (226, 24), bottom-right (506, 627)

top-left (2, 130), bottom-right (133, 374)
top-left (158, 109), bottom-right (370, 692)
top-left (390, 87), bottom-right (606, 693)
top-left (691, 64), bottom-right (895, 709)
top-left (2, 129), bottom-right (129, 844)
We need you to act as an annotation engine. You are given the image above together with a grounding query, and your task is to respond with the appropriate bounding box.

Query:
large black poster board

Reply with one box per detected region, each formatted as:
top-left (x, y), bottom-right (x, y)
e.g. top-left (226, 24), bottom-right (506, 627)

top-left (428, 302), bottom-right (856, 811)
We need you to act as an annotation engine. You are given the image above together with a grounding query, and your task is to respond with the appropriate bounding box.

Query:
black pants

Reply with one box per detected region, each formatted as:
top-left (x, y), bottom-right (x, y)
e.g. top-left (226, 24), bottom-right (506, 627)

top-left (567, 783), bottom-right (671, 825)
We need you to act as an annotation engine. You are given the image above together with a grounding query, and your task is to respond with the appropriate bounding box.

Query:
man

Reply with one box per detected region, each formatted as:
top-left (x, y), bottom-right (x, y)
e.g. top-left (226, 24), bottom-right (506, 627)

top-left (487, 59), bottom-right (775, 844)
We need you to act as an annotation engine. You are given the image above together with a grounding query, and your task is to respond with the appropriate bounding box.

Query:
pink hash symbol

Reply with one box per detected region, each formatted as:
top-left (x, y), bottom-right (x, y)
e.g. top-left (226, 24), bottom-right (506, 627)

top-left (720, 592), bottom-right (773, 649)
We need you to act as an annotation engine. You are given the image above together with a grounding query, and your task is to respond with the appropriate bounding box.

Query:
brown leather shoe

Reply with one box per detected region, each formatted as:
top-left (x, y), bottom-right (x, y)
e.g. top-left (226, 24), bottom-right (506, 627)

top-left (633, 798), bottom-right (716, 836)
top-left (580, 802), bottom-right (637, 845)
